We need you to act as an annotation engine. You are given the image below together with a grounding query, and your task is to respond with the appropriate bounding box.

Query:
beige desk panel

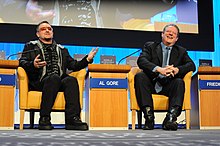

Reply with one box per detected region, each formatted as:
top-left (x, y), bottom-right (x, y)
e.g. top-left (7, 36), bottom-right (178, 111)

top-left (86, 71), bottom-right (129, 129)
top-left (199, 74), bottom-right (220, 129)
top-left (0, 86), bottom-right (15, 129)
top-left (89, 88), bottom-right (128, 127)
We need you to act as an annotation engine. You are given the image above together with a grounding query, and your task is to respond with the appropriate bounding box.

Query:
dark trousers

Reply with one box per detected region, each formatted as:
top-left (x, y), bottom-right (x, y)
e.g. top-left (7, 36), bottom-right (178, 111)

top-left (38, 74), bottom-right (81, 120)
top-left (134, 72), bottom-right (185, 111)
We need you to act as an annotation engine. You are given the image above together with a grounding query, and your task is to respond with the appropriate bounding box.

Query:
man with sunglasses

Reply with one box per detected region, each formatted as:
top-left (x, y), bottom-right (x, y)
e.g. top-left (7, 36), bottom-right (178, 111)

top-left (19, 21), bottom-right (98, 130)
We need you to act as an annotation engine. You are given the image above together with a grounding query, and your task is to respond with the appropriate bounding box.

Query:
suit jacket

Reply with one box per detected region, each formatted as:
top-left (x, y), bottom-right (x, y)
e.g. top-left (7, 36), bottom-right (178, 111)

top-left (137, 41), bottom-right (196, 80)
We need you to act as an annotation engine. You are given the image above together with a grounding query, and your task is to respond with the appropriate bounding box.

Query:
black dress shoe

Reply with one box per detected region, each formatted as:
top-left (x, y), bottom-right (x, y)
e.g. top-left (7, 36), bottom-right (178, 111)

top-left (65, 116), bottom-right (88, 130)
top-left (162, 114), bottom-right (178, 131)
top-left (38, 117), bottom-right (53, 130)
top-left (162, 106), bottom-right (180, 131)
top-left (143, 117), bottom-right (154, 130)
top-left (142, 107), bottom-right (154, 130)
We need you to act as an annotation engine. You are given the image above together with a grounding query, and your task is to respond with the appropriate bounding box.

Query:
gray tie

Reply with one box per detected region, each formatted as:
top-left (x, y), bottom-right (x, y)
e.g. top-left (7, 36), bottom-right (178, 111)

top-left (155, 80), bottom-right (162, 93)
top-left (155, 47), bottom-right (171, 93)
top-left (162, 47), bottom-right (171, 67)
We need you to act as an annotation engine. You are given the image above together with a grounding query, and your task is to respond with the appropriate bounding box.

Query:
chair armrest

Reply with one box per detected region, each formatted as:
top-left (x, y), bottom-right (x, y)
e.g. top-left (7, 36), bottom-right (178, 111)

top-left (17, 67), bottom-right (29, 109)
top-left (128, 67), bottom-right (142, 111)
top-left (69, 69), bottom-right (87, 109)
top-left (183, 71), bottom-right (193, 110)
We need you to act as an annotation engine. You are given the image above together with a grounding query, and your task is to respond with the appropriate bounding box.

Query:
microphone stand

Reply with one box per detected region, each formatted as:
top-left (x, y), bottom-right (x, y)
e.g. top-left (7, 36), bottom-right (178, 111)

top-left (118, 49), bottom-right (141, 65)
top-left (7, 52), bottom-right (22, 60)
top-left (7, 49), bottom-right (40, 60)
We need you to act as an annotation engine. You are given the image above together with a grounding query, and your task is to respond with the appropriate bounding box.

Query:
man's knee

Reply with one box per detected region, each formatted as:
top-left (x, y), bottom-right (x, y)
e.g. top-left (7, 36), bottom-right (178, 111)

top-left (63, 76), bottom-right (78, 86)
top-left (43, 74), bottom-right (61, 85)
top-left (174, 78), bottom-right (185, 87)
top-left (135, 72), bottom-right (146, 82)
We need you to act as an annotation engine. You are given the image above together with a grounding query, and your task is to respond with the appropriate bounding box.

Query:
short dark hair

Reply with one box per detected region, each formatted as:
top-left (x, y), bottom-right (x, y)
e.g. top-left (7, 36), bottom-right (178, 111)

top-left (36, 21), bottom-right (51, 32)
top-left (163, 23), bottom-right (180, 37)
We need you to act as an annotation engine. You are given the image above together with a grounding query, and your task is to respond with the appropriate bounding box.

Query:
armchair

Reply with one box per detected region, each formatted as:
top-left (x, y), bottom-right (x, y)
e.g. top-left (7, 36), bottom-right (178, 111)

top-left (128, 67), bottom-right (193, 130)
top-left (17, 67), bottom-right (86, 130)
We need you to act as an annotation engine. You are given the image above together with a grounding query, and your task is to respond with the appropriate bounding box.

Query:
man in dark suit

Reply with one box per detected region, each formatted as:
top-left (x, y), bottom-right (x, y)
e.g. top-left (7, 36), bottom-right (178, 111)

top-left (134, 24), bottom-right (195, 131)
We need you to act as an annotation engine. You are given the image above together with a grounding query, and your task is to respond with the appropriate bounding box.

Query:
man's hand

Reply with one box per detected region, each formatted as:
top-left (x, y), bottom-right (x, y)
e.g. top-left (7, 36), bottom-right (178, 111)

top-left (87, 47), bottom-right (98, 62)
top-left (166, 65), bottom-right (179, 76)
top-left (156, 65), bottom-right (179, 77)
top-left (157, 66), bottom-right (172, 76)
top-left (34, 54), bottom-right (47, 68)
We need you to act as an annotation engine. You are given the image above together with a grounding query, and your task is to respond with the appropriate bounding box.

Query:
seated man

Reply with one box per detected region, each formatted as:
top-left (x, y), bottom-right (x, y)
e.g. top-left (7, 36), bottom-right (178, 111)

top-left (134, 24), bottom-right (195, 131)
top-left (19, 21), bottom-right (98, 130)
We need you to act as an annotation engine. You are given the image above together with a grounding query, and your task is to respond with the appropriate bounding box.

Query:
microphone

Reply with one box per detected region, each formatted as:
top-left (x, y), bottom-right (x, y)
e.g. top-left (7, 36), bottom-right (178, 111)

top-left (7, 48), bottom-right (40, 60)
top-left (118, 49), bottom-right (141, 65)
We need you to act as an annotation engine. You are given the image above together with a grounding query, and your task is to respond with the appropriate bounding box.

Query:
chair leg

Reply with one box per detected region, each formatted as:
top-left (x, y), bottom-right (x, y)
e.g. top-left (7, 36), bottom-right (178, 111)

top-left (20, 110), bottom-right (25, 130)
top-left (29, 111), bottom-right (35, 129)
top-left (137, 110), bottom-right (142, 129)
top-left (132, 110), bottom-right (136, 130)
top-left (185, 109), bottom-right (190, 130)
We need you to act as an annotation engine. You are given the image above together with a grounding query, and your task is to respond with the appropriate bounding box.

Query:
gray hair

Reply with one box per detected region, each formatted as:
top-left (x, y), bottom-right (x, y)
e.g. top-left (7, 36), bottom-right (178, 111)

top-left (163, 23), bottom-right (180, 37)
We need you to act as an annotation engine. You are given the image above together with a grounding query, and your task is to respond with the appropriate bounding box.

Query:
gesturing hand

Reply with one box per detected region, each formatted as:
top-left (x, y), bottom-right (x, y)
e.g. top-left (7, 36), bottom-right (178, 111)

top-left (34, 54), bottom-right (47, 68)
top-left (87, 47), bottom-right (98, 62)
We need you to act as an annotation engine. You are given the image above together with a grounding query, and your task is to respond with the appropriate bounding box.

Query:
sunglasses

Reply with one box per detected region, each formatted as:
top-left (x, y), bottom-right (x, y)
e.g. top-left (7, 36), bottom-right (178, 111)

top-left (39, 27), bottom-right (53, 32)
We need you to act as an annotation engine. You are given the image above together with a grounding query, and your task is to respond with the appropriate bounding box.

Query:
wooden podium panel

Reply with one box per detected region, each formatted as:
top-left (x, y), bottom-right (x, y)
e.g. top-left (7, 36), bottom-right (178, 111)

top-left (0, 85), bottom-right (15, 129)
top-left (89, 88), bottom-right (128, 128)
top-left (200, 91), bottom-right (220, 127)
top-left (85, 64), bottom-right (131, 130)
top-left (0, 60), bottom-right (18, 130)
top-left (198, 67), bottom-right (220, 129)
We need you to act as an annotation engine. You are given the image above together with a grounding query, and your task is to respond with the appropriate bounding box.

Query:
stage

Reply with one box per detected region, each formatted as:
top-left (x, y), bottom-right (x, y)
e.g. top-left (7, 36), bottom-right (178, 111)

top-left (0, 129), bottom-right (219, 146)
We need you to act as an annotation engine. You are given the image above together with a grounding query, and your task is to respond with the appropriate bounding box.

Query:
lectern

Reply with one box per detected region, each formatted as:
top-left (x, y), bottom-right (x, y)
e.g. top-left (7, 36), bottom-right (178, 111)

top-left (0, 60), bottom-right (19, 130)
top-left (198, 67), bottom-right (220, 129)
top-left (85, 64), bottom-right (131, 130)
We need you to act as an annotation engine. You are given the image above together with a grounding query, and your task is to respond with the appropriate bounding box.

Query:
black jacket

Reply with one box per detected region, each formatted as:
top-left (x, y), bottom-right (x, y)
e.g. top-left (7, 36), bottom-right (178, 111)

top-left (19, 40), bottom-right (90, 89)
top-left (137, 41), bottom-right (196, 79)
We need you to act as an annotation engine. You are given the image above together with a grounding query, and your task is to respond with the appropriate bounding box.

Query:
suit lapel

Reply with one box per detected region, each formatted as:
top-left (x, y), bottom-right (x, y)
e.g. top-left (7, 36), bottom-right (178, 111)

top-left (169, 46), bottom-right (179, 64)
top-left (155, 44), bottom-right (163, 65)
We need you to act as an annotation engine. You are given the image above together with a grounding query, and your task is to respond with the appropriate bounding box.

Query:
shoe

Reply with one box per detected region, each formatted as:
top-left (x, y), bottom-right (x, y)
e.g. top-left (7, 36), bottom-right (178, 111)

top-left (65, 116), bottom-right (88, 130)
top-left (142, 107), bottom-right (154, 130)
top-left (143, 117), bottom-right (154, 130)
top-left (162, 106), bottom-right (180, 131)
top-left (38, 117), bottom-right (53, 130)
top-left (162, 114), bottom-right (178, 131)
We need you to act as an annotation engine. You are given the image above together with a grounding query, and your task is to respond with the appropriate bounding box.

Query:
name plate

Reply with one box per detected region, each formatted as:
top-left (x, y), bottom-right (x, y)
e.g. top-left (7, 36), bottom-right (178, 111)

top-left (90, 78), bottom-right (128, 89)
top-left (126, 56), bottom-right (138, 67)
top-left (199, 59), bottom-right (212, 67)
top-left (199, 80), bottom-right (220, 90)
top-left (0, 51), bottom-right (5, 60)
top-left (100, 55), bottom-right (116, 64)
top-left (74, 54), bottom-right (86, 61)
top-left (0, 74), bottom-right (16, 86)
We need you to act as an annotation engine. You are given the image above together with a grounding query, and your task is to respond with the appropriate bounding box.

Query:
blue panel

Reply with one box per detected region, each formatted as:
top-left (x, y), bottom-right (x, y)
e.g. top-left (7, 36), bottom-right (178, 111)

top-left (0, 74), bottom-right (16, 86)
top-left (90, 78), bottom-right (128, 89)
top-left (199, 80), bottom-right (220, 90)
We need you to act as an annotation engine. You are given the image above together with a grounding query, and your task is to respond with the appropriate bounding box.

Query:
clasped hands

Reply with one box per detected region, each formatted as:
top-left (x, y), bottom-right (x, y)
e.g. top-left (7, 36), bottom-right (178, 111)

top-left (157, 65), bottom-right (179, 77)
